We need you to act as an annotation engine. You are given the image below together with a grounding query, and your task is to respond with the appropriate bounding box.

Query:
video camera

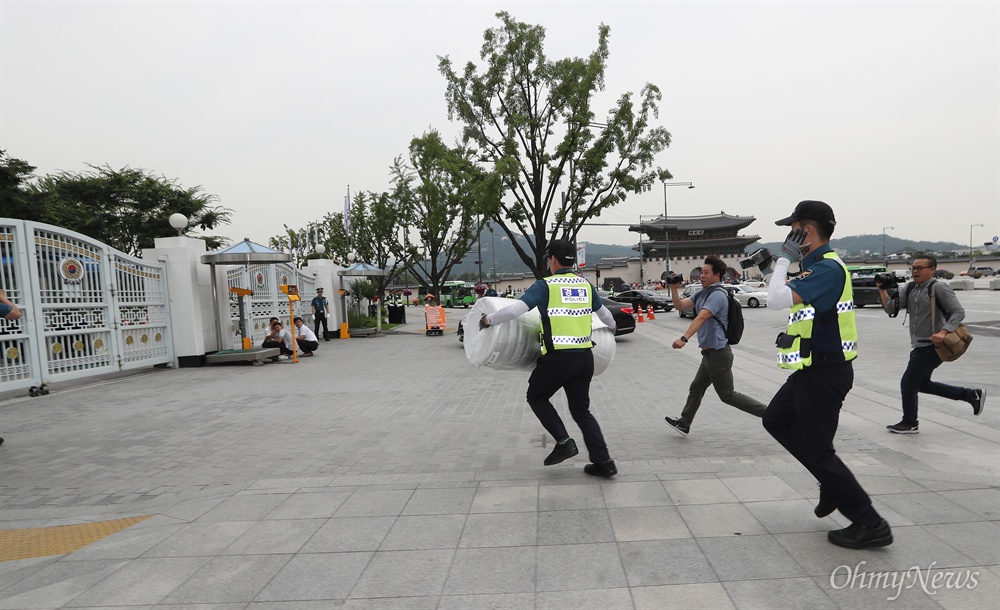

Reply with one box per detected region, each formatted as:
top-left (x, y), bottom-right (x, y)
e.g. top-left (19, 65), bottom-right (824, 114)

top-left (874, 273), bottom-right (900, 289)
top-left (740, 247), bottom-right (773, 270)
top-left (665, 273), bottom-right (686, 285)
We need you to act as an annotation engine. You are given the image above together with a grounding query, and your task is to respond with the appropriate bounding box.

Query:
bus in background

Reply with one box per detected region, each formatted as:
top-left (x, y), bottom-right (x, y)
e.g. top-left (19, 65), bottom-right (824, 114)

top-left (440, 281), bottom-right (477, 308)
top-left (418, 282), bottom-right (477, 308)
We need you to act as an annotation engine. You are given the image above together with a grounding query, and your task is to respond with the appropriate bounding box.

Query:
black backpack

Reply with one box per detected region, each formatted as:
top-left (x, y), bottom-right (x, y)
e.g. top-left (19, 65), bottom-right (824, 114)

top-left (705, 286), bottom-right (744, 345)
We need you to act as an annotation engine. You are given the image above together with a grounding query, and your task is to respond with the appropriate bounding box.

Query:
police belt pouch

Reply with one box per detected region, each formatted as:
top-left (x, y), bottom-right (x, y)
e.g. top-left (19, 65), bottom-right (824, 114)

top-left (930, 283), bottom-right (973, 362)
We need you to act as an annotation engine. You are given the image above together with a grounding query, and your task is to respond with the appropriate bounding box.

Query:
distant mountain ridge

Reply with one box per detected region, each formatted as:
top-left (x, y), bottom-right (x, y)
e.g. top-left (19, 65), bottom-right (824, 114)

top-left (450, 233), bottom-right (976, 278)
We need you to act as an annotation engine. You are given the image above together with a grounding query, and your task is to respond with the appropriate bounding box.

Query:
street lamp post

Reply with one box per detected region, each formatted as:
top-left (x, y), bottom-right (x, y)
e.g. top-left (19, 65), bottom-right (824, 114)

top-left (662, 181), bottom-right (695, 276)
top-left (882, 226), bottom-right (894, 262)
top-left (970, 223), bottom-right (984, 264)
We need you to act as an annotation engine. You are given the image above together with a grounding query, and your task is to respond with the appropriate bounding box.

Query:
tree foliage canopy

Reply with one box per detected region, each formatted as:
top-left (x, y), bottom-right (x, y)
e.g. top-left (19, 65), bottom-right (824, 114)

top-left (389, 130), bottom-right (501, 298)
top-left (0, 151), bottom-right (232, 256)
top-left (439, 12), bottom-right (672, 277)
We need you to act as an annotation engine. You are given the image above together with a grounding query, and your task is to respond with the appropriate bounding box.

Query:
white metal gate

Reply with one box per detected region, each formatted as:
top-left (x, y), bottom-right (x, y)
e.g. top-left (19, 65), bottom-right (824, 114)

top-left (225, 262), bottom-right (317, 349)
top-left (0, 219), bottom-right (174, 393)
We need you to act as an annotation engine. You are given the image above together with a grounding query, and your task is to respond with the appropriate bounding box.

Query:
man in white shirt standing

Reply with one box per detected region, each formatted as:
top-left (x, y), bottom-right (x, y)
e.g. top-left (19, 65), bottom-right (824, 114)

top-left (293, 317), bottom-right (319, 357)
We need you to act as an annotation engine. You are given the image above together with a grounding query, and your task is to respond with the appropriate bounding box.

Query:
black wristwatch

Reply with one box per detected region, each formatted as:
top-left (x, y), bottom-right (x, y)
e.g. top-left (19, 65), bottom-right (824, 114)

top-left (679, 336), bottom-right (689, 343)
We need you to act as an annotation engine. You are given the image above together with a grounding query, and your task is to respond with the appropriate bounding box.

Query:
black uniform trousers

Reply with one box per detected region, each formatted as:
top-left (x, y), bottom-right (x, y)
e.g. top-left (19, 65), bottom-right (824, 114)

top-left (526, 349), bottom-right (611, 465)
top-left (762, 361), bottom-right (880, 526)
top-left (314, 313), bottom-right (329, 339)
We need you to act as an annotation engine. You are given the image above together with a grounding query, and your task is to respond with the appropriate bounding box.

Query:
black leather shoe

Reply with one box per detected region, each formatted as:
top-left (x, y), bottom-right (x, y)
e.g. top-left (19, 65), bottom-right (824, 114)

top-left (814, 483), bottom-right (836, 518)
top-left (828, 519), bottom-right (893, 549)
top-left (583, 459), bottom-right (617, 478)
top-left (544, 439), bottom-right (579, 465)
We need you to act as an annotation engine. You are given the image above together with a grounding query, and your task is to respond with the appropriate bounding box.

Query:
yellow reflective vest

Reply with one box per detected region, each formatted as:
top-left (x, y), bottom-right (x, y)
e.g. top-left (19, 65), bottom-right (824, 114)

top-left (777, 252), bottom-right (858, 369)
top-left (541, 273), bottom-right (594, 355)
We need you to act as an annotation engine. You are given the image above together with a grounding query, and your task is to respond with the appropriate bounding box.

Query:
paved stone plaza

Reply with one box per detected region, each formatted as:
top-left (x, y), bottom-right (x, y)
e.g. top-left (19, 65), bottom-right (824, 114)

top-left (1, 288), bottom-right (998, 609)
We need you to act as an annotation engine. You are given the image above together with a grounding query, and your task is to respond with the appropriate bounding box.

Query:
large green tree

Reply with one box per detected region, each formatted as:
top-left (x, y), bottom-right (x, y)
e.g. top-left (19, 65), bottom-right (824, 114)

top-left (439, 12), bottom-right (672, 278)
top-left (390, 130), bottom-right (501, 299)
top-left (0, 151), bottom-right (49, 221)
top-left (7, 161), bottom-right (232, 256)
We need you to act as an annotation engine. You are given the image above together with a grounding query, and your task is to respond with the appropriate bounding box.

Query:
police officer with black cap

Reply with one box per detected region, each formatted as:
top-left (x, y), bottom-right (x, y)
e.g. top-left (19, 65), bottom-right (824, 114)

top-left (760, 200), bottom-right (893, 549)
top-left (479, 239), bottom-right (619, 477)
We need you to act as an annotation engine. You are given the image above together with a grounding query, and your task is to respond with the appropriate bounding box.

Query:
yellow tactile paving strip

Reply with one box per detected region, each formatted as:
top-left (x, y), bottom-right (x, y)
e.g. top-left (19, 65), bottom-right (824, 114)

top-left (0, 515), bottom-right (153, 562)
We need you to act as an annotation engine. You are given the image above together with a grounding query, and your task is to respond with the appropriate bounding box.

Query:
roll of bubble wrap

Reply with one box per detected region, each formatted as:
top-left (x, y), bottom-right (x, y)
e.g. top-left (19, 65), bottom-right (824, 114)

top-left (463, 296), bottom-right (616, 375)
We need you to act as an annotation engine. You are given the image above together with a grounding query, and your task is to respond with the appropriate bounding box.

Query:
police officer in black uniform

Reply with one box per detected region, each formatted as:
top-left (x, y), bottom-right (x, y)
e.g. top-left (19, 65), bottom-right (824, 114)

top-left (480, 240), bottom-right (619, 477)
top-left (761, 201), bottom-right (892, 549)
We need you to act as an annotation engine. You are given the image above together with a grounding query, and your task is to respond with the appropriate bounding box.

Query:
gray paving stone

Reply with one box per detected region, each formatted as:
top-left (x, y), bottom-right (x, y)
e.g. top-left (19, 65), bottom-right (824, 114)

top-left (402, 487), bottom-right (477, 515)
top-left (538, 483), bottom-right (606, 510)
top-left (158, 554), bottom-right (290, 604)
top-left (264, 491), bottom-right (352, 519)
top-left (254, 552), bottom-right (372, 601)
top-left (443, 546), bottom-right (536, 594)
top-left (142, 521), bottom-right (255, 558)
top-left (661, 478), bottom-right (739, 505)
top-left (1, 304), bottom-right (997, 608)
top-left (742, 499), bottom-right (843, 534)
top-left (724, 577), bottom-right (837, 609)
top-left (877, 525), bottom-right (982, 571)
top-left (196, 494), bottom-right (290, 522)
top-left (699, 535), bottom-right (806, 581)
top-left (470, 485), bottom-right (538, 513)
top-left (221, 518), bottom-right (325, 555)
top-left (876, 492), bottom-right (985, 525)
top-left (65, 557), bottom-right (210, 606)
top-left (340, 597), bottom-right (439, 609)
top-left (608, 506), bottom-right (692, 541)
top-left (60, 523), bottom-right (186, 561)
top-left (536, 542), bottom-right (627, 591)
top-left (925, 521), bottom-right (1000, 565)
top-left (437, 592), bottom-right (535, 609)
top-left (379, 514), bottom-right (467, 550)
top-left (600, 481), bottom-right (673, 508)
top-left (677, 503), bottom-right (767, 538)
top-left (535, 587), bottom-right (634, 609)
top-left (537, 509), bottom-right (615, 545)
top-left (299, 517), bottom-right (396, 553)
top-left (334, 489), bottom-right (414, 517)
top-left (719, 475), bottom-right (802, 502)
top-left (773, 531), bottom-right (898, 577)
top-left (937, 488), bottom-right (1000, 520)
top-left (0, 560), bottom-right (125, 609)
top-left (618, 539), bottom-right (718, 587)
top-left (349, 549), bottom-right (454, 598)
top-left (459, 512), bottom-right (538, 548)
top-left (631, 582), bottom-right (736, 610)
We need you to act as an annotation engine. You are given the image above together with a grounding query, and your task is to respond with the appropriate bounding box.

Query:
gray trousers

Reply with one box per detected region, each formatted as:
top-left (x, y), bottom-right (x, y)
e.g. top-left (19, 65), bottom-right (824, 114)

top-left (679, 345), bottom-right (767, 426)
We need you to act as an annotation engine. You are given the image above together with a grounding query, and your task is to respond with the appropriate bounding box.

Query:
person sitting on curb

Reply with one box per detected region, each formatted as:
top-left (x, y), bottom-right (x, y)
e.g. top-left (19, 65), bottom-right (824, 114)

top-left (293, 316), bottom-right (319, 357)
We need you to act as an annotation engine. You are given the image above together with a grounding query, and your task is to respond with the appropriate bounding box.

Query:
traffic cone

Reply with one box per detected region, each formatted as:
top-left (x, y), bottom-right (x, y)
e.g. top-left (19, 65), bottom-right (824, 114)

top-left (637, 305), bottom-right (645, 323)
top-left (647, 305), bottom-right (655, 320)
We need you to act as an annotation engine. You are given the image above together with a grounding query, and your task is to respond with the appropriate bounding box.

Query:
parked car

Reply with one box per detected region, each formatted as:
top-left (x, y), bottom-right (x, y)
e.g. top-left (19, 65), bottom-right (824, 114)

top-left (851, 276), bottom-right (882, 308)
top-left (602, 298), bottom-right (637, 336)
top-left (933, 269), bottom-right (955, 280)
top-left (730, 284), bottom-right (768, 308)
top-left (677, 284), bottom-right (703, 318)
top-left (966, 266), bottom-right (997, 278)
top-left (613, 289), bottom-right (674, 313)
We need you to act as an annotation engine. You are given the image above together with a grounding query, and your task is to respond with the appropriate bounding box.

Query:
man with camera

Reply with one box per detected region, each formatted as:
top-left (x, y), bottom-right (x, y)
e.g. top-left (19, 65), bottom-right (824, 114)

top-left (759, 200), bottom-right (892, 549)
top-left (876, 255), bottom-right (985, 434)
top-left (663, 255), bottom-right (767, 436)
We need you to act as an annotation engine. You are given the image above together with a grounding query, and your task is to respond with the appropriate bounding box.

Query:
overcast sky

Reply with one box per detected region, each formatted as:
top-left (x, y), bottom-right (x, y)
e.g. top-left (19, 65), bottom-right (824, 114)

top-left (3, 1), bottom-right (998, 251)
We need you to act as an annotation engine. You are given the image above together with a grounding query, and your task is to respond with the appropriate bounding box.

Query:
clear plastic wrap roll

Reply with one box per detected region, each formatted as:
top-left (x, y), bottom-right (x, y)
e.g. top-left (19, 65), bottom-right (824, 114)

top-left (463, 296), bottom-right (616, 375)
